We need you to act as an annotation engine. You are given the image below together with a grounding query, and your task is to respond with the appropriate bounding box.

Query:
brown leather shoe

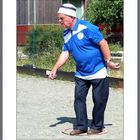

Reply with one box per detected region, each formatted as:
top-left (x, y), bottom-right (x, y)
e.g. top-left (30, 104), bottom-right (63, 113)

top-left (70, 129), bottom-right (87, 136)
top-left (87, 129), bottom-right (102, 135)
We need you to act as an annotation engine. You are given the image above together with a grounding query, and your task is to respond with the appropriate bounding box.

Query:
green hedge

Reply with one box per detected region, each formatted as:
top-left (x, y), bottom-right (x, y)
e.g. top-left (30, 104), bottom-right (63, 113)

top-left (84, 0), bottom-right (123, 28)
top-left (23, 25), bottom-right (64, 55)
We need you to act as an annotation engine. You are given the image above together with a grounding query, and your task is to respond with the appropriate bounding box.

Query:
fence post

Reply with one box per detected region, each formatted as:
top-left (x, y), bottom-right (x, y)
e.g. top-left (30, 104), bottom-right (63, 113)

top-left (32, 0), bottom-right (37, 54)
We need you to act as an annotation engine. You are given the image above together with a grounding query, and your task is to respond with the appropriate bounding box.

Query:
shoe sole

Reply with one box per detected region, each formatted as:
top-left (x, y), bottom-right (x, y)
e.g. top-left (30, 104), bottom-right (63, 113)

top-left (61, 128), bottom-right (108, 136)
top-left (87, 128), bottom-right (108, 135)
top-left (61, 128), bottom-right (87, 136)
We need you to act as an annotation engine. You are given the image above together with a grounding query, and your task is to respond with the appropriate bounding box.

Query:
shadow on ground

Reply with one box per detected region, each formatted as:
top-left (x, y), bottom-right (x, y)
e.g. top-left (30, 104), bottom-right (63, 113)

top-left (49, 116), bottom-right (112, 128)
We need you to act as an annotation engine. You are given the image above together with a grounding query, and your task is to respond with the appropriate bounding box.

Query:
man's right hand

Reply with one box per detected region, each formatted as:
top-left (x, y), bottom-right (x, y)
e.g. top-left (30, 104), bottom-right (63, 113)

top-left (48, 70), bottom-right (57, 79)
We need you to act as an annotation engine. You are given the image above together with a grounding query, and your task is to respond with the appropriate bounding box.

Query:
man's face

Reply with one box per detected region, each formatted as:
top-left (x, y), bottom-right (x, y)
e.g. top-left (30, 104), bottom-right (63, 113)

top-left (57, 13), bottom-right (74, 29)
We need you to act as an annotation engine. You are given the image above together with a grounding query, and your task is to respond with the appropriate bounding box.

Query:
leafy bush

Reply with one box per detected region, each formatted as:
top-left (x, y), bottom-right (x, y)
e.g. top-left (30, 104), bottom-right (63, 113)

top-left (23, 25), bottom-right (64, 55)
top-left (84, 0), bottom-right (123, 28)
top-left (109, 42), bottom-right (123, 51)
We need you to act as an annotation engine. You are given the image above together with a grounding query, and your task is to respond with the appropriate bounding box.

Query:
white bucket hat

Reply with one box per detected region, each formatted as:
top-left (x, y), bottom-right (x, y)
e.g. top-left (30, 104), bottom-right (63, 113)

top-left (57, 3), bottom-right (77, 18)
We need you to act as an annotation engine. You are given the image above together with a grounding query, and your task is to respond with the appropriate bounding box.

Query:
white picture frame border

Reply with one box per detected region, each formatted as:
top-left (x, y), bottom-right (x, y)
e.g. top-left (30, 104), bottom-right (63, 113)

top-left (2, 0), bottom-right (138, 139)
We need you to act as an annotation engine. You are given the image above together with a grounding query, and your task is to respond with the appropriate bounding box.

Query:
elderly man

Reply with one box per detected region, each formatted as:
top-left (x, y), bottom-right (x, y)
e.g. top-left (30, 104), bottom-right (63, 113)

top-left (49, 3), bottom-right (120, 136)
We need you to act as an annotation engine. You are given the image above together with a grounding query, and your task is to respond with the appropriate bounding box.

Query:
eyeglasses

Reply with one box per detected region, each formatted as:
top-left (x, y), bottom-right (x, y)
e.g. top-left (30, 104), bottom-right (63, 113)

top-left (58, 15), bottom-right (73, 21)
top-left (58, 17), bottom-right (64, 21)
top-left (58, 16), bottom-right (67, 21)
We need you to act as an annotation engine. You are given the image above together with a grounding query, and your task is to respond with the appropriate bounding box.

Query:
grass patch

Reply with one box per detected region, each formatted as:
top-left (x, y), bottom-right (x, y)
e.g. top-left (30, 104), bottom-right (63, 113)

top-left (109, 42), bottom-right (123, 51)
top-left (17, 42), bottom-right (123, 78)
top-left (17, 50), bottom-right (76, 72)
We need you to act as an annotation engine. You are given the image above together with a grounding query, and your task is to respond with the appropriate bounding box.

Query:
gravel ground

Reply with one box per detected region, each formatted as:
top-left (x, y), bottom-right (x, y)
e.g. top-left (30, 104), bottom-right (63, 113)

top-left (16, 74), bottom-right (123, 140)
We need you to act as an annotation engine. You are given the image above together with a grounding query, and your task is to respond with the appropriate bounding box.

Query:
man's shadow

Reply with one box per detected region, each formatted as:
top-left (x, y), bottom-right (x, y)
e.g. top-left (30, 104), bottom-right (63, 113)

top-left (49, 116), bottom-right (112, 128)
top-left (49, 116), bottom-right (76, 127)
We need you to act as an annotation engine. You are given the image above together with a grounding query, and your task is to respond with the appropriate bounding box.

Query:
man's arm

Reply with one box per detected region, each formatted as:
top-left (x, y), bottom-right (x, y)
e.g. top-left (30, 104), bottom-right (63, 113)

top-left (99, 39), bottom-right (120, 70)
top-left (49, 51), bottom-right (69, 79)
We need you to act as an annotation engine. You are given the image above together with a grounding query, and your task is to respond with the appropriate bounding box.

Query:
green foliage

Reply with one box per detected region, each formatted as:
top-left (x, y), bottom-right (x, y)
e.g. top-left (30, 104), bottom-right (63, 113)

top-left (17, 42), bottom-right (123, 77)
top-left (84, 0), bottom-right (123, 28)
top-left (100, 26), bottom-right (112, 39)
top-left (23, 25), bottom-right (64, 55)
top-left (109, 42), bottom-right (123, 51)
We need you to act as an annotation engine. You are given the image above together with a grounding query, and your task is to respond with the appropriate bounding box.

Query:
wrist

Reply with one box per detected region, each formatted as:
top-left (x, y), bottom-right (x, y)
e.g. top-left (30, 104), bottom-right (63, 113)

top-left (105, 59), bottom-right (112, 64)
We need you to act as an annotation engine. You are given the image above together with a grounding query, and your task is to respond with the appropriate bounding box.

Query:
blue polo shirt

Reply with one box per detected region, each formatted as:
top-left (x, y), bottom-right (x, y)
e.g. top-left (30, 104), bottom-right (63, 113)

top-left (62, 18), bottom-right (106, 77)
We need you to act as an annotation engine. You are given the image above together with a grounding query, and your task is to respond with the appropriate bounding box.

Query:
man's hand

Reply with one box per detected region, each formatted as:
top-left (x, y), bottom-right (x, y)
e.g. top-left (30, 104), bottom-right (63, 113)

top-left (46, 70), bottom-right (57, 79)
top-left (107, 62), bottom-right (120, 70)
top-left (46, 51), bottom-right (69, 80)
top-left (49, 70), bottom-right (57, 79)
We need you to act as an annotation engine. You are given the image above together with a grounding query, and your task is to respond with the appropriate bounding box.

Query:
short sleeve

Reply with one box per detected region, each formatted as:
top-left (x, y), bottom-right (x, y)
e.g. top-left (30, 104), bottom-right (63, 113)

top-left (87, 25), bottom-right (104, 44)
top-left (62, 43), bottom-right (68, 51)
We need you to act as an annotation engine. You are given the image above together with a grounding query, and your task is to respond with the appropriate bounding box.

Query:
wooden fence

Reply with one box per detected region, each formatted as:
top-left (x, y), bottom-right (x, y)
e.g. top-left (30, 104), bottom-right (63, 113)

top-left (17, 0), bottom-right (61, 24)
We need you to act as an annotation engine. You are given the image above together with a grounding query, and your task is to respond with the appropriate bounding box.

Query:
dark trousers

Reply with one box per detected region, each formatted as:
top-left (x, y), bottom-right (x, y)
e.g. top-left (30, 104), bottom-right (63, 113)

top-left (74, 76), bottom-right (109, 131)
